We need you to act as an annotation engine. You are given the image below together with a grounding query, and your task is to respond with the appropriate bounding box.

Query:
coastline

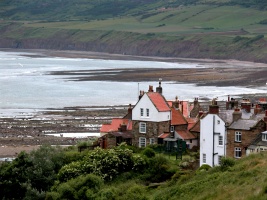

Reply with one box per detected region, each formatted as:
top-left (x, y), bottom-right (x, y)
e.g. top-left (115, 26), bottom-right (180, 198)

top-left (1, 48), bottom-right (267, 158)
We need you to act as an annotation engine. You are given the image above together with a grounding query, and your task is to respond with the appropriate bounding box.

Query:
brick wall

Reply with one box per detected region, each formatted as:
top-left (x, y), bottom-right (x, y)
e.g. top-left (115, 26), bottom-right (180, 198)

top-left (227, 121), bottom-right (265, 158)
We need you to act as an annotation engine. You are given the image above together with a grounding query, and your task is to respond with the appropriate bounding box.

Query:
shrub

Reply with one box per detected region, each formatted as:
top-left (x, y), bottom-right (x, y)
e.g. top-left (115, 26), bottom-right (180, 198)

top-left (142, 147), bottom-right (156, 158)
top-left (220, 157), bottom-right (235, 171)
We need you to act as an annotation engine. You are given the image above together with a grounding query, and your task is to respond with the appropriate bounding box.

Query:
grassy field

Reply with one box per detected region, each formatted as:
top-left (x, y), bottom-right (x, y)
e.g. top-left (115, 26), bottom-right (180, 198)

top-left (20, 5), bottom-right (267, 37)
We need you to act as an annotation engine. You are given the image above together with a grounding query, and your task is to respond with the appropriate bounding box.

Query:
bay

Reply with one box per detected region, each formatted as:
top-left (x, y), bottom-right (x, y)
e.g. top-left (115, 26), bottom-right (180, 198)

top-left (0, 51), bottom-right (266, 113)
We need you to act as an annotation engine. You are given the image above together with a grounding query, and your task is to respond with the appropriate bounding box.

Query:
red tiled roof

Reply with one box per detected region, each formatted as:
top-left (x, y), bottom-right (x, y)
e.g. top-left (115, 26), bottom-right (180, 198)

top-left (171, 107), bottom-right (187, 125)
top-left (100, 118), bottom-right (132, 133)
top-left (176, 130), bottom-right (196, 140)
top-left (158, 133), bottom-right (170, 138)
top-left (187, 118), bottom-right (198, 131)
top-left (147, 92), bottom-right (170, 112)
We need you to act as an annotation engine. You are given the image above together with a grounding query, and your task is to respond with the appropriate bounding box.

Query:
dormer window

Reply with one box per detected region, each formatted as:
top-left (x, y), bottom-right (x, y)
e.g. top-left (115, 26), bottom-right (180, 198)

top-left (262, 133), bottom-right (267, 141)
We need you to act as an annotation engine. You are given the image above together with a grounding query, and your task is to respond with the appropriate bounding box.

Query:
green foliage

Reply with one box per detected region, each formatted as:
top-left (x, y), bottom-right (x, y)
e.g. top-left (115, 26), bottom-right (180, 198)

top-left (142, 147), bottom-right (156, 158)
top-left (0, 145), bottom-right (67, 200)
top-left (196, 164), bottom-right (211, 174)
top-left (58, 145), bottom-right (147, 181)
top-left (220, 157), bottom-right (235, 170)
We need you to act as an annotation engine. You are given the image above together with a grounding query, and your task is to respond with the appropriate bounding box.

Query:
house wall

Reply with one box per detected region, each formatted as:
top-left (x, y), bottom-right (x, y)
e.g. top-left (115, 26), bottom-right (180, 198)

top-left (185, 139), bottom-right (198, 149)
top-left (200, 114), bottom-right (226, 167)
top-left (132, 94), bottom-right (170, 122)
top-left (132, 120), bottom-right (170, 147)
top-left (227, 121), bottom-right (265, 158)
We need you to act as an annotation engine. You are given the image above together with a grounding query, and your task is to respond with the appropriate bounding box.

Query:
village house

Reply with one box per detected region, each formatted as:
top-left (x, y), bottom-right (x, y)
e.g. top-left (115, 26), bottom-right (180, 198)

top-left (200, 99), bottom-right (233, 167)
top-left (227, 99), bottom-right (266, 158)
top-left (131, 83), bottom-right (171, 147)
top-left (99, 105), bottom-right (132, 149)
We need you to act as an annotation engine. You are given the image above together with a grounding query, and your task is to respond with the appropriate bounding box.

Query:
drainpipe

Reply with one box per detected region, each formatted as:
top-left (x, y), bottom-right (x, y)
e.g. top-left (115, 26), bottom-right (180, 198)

top-left (213, 115), bottom-right (215, 167)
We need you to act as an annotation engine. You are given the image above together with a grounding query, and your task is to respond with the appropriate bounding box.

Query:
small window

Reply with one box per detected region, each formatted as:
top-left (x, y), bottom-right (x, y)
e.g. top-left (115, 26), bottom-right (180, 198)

top-left (203, 154), bottom-right (206, 163)
top-left (170, 126), bottom-right (174, 132)
top-left (218, 155), bottom-right (223, 165)
top-left (140, 108), bottom-right (144, 117)
top-left (139, 122), bottom-right (146, 133)
top-left (190, 139), bottom-right (192, 143)
top-left (139, 137), bottom-right (146, 148)
top-left (217, 120), bottom-right (220, 124)
top-left (149, 138), bottom-right (155, 144)
top-left (262, 133), bottom-right (267, 141)
top-left (146, 108), bottom-right (149, 117)
top-left (234, 147), bottom-right (242, 158)
top-left (235, 131), bottom-right (242, 142)
top-left (218, 136), bottom-right (223, 145)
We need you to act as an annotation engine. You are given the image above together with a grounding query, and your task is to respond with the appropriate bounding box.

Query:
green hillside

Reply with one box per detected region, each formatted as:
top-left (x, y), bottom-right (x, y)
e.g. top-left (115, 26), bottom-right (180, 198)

top-left (2, 144), bottom-right (267, 199)
top-left (1, 0), bottom-right (267, 62)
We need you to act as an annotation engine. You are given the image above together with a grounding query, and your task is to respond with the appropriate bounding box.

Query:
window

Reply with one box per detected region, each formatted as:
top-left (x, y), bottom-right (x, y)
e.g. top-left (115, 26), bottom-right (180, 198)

top-left (218, 136), bottom-right (223, 145)
top-left (140, 108), bottom-right (144, 117)
top-left (218, 155), bottom-right (223, 165)
top-left (139, 137), bottom-right (146, 148)
top-left (139, 122), bottom-right (146, 133)
top-left (203, 154), bottom-right (206, 163)
top-left (170, 126), bottom-right (174, 132)
top-left (262, 133), bottom-right (267, 141)
top-left (234, 147), bottom-right (242, 158)
top-left (217, 120), bottom-right (220, 124)
top-left (149, 138), bottom-right (155, 144)
top-left (146, 108), bottom-right (149, 117)
top-left (235, 131), bottom-right (242, 142)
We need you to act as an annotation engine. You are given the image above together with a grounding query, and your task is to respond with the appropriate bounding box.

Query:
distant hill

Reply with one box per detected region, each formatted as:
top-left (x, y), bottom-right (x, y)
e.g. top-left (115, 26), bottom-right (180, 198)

top-left (1, 0), bottom-right (267, 62)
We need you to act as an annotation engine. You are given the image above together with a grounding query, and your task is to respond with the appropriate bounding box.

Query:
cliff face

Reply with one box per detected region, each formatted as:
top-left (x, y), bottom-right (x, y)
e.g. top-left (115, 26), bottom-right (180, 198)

top-left (1, 31), bottom-right (267, 63)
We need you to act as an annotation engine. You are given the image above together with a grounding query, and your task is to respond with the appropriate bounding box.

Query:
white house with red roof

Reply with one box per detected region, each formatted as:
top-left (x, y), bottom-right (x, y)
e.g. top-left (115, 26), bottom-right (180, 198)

top-left (132, 84), bottom-right (171, 147)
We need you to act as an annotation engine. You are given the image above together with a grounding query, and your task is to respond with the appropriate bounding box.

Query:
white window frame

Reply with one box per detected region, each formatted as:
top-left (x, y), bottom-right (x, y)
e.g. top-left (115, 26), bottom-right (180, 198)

top-left (218, 135), bottom-right (223, 146)
top-left (149, 138), bottom-right (155, 144)
top-left (235, 131), bottom-right (242, 142)
top-left (234, 147), bottom-right (242, 158)
top-left (139, 122), bottom-right (146, 133)
top-left (146, 108), bottom-right (149, 117)
top-left (203, 153), bottom-right (206, 163)
top-left (139, 137), bottom-right (146, 148)
top-left (140, 108), bottom-right (144, 117)
top-left (170, 126), bottom-right (174, 132)
top-left (262, 133), bottom-right (267, 141)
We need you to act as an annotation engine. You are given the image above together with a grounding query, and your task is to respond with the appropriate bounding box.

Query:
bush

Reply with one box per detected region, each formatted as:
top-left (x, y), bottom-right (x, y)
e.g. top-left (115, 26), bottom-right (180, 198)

top-left (196, 164), bottom-right (211, 174)
top-left (142, 147), bottom-right (156, 158)
top-left (220, 157), bottom-right (235, 171)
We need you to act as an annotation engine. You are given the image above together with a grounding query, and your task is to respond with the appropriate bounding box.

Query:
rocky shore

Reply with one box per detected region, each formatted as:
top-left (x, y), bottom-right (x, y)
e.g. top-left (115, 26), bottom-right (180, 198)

top-left (1, 48), bottom-right (267, 158)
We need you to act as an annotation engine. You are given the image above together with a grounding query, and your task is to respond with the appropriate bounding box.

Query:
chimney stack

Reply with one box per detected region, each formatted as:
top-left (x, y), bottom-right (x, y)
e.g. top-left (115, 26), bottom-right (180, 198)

top-left (233, 108), bottom-right (242, 122)
top-left (148, 85), bottom-right (154, 92)
top-left (156, 79), bottom-right (163, 94)
top-left (226, 95), bottom-right (238, 110)
top-left (209, 98), bottom-right (219, 114)
top-left (254, 104), bottom-right (262, 115)
top-left (172, 96), bottom-right (179, 109)
top-left (241, 98), bottom-right (251, 113)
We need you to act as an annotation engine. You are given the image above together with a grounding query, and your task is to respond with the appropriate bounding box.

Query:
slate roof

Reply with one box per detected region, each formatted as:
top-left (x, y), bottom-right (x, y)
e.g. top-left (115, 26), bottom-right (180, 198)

top-left (171, 107), bottom-right (187, 125)
top-left (228, 119), bottom-right (259, 130)
top-left (100, 118), bottom-right (132, 133)
top-left (147, 92), bottom-right (170, 112)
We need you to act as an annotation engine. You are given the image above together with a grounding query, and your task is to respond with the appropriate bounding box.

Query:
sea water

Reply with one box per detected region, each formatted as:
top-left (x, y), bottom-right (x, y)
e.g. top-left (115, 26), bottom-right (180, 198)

top-left (0, 51), bottom-right (266, 113)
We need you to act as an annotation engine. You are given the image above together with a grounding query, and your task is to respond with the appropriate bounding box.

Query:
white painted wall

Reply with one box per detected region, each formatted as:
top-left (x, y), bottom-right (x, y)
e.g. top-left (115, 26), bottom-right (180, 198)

top-left (132, 93), bottom-right (170, 122)
top-left (200, 114), bottom-right (226, 167)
